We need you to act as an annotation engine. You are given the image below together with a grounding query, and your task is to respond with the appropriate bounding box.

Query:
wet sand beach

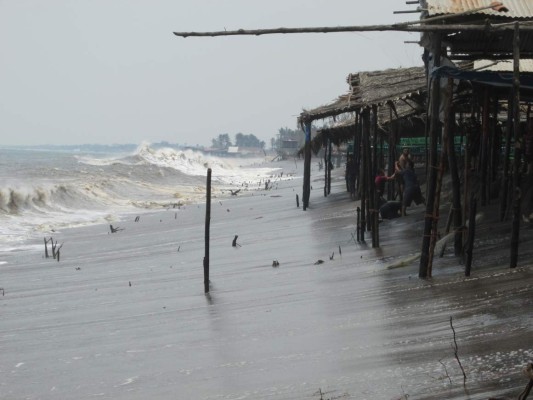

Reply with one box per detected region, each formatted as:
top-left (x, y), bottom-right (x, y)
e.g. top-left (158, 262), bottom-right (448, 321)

top-left (1, 160), bottom-right (532, 400)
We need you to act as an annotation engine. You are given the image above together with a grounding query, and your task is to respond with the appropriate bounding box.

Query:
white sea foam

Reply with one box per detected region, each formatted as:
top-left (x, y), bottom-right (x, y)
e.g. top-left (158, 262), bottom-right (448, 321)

top-left (0, 144), bottom-right (290, 250)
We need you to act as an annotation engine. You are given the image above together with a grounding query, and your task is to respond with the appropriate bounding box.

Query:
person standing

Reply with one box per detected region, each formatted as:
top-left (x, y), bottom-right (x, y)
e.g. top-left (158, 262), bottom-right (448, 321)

top-left (395, 160), bottom-right (425, 216)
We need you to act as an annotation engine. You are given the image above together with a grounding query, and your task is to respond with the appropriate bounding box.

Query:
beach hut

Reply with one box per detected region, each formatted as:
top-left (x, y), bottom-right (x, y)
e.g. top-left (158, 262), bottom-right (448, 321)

top-left (415, 0), bottom-right (533, 277)
top-left (298, 66), bottom-right (428, 246)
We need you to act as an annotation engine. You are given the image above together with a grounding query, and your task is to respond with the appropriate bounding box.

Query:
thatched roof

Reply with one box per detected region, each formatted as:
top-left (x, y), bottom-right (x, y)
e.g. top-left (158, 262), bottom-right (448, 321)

top-left (298, 66), bottom-right (427, 127)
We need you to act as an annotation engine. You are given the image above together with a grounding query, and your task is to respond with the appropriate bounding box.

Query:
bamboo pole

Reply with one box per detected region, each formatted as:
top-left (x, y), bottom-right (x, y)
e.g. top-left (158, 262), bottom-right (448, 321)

top-left (303, 122), bottom-right (312, 210)
top-left (354, 114), bottom-right (362, 200)
top-left (419, 33), bottom-right (442, 279)
top-left (428, 77), bottom-right (453, 276)
top-left (465, 194), bottom-right (477, 277)
top-left (360, 110), bottom-right (369, 242)
top-left (500, 92), bottom-right (514, 221)
top-left (327, 134), bottom-right (333, 195)
top-left (371, 105), bottom-right (380, 248)
top-left (323, 135), bottom-right (328, 197)
top-left (510, 21), bottom-right (521, 268)
top-left (481, 87), bottom-right (490, 206)
top-left (388, 105), bottom-right (396, 201)
top-left (173, 21), bottom-right (528, 39)
top-left (204, 168), bottom-right (212, 293)
top-left (448, 105), bottom-right (463, 256)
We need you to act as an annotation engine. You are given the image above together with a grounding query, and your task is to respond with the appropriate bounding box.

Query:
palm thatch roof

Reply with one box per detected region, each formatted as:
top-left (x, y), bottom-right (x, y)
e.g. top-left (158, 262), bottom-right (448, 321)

top-left (298, 66), bottom-right (427, 152)
top-left (298, 66), bottom-right (427, 127)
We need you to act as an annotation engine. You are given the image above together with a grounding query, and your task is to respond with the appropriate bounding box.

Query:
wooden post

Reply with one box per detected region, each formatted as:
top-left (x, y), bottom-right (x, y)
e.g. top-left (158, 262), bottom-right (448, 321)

top-left (204, 168), bottom-right (211, 293)
top-left (327, 137), bottom-right (332, 195)
top-left (360, 110), bottom-right (368, 242)
top-left (388, 104), bottom-right (397, 201)
top-left (500, 92), bottom-right (514, 221)
top-left (303, 121), bottom-right (312, 210)
top-left (419, 33), bottom-right (442, 278)
top-left (510, 22), bottom-right (521, 268)
top-left (371, 105), bottom-right (380, 248)
top-left (356, 206), bottom-right (361, 242)
top-left (465, 194), bottom-right (477, 277)
top-left (354, 114), bottom-right (362, 200)
top-left (362, 108), bottom-right (373, 234)
top-left (481, 87), bottom-right (490, 206)
top-left (428, 77), bottom-right (453, 276)
top-left (44, 237), bottom-right (49, 258)
top-left (323, 134), bottom-right (328, 197)
top-left (448, 103), bottom-right (463, 256)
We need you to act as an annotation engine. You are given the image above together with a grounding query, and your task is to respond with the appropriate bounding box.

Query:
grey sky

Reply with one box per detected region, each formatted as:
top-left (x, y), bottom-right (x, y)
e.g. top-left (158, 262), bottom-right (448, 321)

top-left (1, 0), bottom-right (422, 147)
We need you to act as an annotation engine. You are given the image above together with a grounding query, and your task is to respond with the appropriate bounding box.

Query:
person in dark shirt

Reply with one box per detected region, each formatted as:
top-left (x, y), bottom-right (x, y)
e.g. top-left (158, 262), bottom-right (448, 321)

top-left (395, 160), bottom-right (425, 216)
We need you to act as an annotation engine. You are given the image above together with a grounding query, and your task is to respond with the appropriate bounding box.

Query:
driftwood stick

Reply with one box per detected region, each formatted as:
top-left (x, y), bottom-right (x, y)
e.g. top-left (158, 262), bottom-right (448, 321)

top-left (51, 240), bottom-right (58, 259)
top-left (450, 316), bottom-right (467, 388)
top-left (439, 358), bottom-right (453, 385)
top-left (44, 237), bottom-right (49, 258)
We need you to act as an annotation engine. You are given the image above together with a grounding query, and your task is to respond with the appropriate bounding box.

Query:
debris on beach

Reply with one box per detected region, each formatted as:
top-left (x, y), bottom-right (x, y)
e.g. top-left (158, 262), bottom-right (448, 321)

top-left (109, 225), bottom-right (124, 233)
top-left (44, 237), bottom-right (63, 262)
top-left (386, 253), bottom-right (421, 270)
top-left (314, 259), bottom-right (324, 265)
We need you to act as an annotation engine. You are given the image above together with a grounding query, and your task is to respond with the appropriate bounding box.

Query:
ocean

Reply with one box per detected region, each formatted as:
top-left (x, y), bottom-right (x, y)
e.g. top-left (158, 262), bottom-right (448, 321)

top-left (0, 144), bottom-right (282, 250)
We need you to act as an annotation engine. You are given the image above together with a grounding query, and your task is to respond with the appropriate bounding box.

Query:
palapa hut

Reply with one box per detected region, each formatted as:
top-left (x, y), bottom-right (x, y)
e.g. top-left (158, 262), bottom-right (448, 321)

top-left (298, 66), bottom-right (427, 201)
top-left (297, 0), bottom-right (533, 278)
top-left (415, 0), bottom-right (533, 277)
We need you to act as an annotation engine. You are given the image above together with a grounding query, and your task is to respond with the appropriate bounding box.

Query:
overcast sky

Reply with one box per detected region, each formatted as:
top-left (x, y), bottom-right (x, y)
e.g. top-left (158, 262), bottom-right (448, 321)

top-left (1, 0), bottom-right (423, 147)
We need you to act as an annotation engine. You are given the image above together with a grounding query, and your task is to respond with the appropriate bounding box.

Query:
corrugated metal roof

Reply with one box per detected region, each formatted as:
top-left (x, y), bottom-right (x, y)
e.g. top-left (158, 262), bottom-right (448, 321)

top-left (425, 0), bottom-right (533, 19)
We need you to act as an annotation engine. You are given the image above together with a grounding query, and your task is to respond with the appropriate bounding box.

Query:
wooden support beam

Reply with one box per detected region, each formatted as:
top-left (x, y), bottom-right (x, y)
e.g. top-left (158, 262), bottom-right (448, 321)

top-left (174, 9), bottom-right (522, 38)
top-left (327, 138), bottom-right (332, 195)
top-left (428, 77), bottom-right (453, 276)
top-left (500, 91), bottom-right (514, 221)
top-left (481, 87), bottom-right (490, 206)
top-left (303, 122), bottom-right (312, 210)
top-left (360, 110), bottom-right (369, 242)
top-left (448, 104), bottom-right (463, 256)
top-left (323, 135), bottom-right (328, 197)
top-left (419, 33), bottom-right (442, 279)
top-left (371, 105), bottom-right (379, 248)
top-left (388, 105), bottom-right (397, 201)
top-left (510, 21), bottom-right (521, 268)
top-left (204, 168), bottom-right (211, 293)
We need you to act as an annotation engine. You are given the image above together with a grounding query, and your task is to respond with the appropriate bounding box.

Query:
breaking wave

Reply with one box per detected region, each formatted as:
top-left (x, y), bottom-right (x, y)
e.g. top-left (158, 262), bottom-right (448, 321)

top-left (0, 144), bottom-right (281, 247)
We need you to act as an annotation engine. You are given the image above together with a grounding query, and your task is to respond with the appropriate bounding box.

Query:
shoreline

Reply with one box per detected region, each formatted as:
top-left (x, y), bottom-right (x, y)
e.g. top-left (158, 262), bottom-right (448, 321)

top-left (1, 159), bottom-right (532, 400)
